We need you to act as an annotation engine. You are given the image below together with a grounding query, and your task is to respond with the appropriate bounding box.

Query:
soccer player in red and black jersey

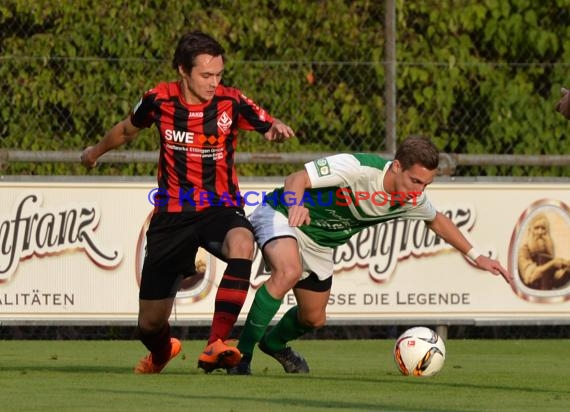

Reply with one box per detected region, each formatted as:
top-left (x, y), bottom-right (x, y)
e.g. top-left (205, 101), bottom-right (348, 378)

top-left (81, 31), bottom-right (294, 374)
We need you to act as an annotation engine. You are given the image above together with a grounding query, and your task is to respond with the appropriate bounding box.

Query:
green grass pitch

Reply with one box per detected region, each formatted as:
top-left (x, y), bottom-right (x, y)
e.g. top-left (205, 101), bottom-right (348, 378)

top-left (1, 339), bottom-right (569, 411)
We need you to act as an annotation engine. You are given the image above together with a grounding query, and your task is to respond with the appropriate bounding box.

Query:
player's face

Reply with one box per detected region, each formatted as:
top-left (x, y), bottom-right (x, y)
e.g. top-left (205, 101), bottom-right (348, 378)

top-left (394, 162), bottom-right (436, 200)
top-left (180, 54), bottom-right (224, 104)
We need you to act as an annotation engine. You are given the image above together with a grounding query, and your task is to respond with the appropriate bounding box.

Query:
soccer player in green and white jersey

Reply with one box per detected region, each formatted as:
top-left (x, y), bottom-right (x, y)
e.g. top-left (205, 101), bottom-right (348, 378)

top-left (229, 136), bottom-right (513, 375)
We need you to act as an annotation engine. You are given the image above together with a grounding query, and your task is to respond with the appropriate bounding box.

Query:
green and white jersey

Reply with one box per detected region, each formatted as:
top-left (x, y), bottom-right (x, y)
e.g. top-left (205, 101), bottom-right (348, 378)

top-left (266, 153), bottom-right (437, 248)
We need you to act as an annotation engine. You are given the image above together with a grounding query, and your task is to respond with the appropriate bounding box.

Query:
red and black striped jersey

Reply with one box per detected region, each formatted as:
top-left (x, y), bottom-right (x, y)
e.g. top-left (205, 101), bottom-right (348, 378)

top-left (131, 81), bottom-right (274, 213)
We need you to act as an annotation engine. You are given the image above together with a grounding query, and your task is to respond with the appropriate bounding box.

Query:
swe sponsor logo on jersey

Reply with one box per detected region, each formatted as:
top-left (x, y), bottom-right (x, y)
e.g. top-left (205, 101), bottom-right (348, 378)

top-left (164, 129), bottom-right (194, 144)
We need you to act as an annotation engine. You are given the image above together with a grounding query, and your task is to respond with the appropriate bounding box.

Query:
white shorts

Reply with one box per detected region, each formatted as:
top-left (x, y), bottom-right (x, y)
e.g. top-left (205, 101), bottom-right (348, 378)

top-left (249, 204), bottom-right (334, 281)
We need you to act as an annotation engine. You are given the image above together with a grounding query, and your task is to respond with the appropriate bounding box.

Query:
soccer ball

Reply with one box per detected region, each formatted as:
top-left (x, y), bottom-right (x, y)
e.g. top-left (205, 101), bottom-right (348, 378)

top-left (393, 326), bottom-right (446, 377)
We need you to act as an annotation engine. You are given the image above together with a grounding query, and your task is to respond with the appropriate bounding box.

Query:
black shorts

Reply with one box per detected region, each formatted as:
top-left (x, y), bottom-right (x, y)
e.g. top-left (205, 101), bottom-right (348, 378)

top-left (294, 272), bottom-right (332, 292)
top-left (140, 207), bottom-right (253, 300)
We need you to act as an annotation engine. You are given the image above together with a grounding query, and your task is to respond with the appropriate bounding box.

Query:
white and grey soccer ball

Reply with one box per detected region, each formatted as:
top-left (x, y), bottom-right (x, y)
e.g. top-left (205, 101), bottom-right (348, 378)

top-left (393, 326), bottom-right (446, 377)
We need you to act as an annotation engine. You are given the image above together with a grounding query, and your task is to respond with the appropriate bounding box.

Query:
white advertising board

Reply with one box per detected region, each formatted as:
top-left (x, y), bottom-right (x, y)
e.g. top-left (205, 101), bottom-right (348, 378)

top-left (1, 179), bottom-right (570, 325)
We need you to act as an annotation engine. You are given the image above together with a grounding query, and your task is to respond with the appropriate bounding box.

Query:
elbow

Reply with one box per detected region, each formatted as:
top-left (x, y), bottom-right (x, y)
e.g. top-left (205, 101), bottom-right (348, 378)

top-left (285, 170), bottom-right (309, 188)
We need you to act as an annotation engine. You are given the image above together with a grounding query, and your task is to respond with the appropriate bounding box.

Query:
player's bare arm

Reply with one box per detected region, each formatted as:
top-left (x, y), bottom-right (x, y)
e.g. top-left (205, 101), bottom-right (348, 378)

top-left (264, 118), bottom-right (295, 142)
top-left (81, 117), bottom-right (140, 168)
top-left (426, 212), bottom-right (513, 285)
top-left (284, 169), bottom-right (312, 227)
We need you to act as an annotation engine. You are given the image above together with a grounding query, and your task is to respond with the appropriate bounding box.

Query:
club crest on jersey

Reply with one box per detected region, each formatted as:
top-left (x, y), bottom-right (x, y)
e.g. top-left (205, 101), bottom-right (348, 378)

top-left (217, 111), bottom-right (232, 133)
top-left (314, 158), bottom-right (331, 177)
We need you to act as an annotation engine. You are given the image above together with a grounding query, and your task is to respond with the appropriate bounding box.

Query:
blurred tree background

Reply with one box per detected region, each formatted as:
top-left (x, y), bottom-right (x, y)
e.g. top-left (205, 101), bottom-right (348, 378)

top-left (1, 0), bottom-right (569, 177)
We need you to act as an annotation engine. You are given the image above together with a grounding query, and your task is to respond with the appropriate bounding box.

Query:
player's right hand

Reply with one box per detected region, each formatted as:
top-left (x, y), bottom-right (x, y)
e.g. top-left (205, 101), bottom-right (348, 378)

top-left (474, 255), bottom-right (514, 286)
top-left (80, 146), bottom-right (98, 168)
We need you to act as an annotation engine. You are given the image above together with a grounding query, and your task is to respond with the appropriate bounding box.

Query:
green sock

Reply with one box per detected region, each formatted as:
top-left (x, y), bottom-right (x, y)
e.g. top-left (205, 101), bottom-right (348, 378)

top-left (262, 306), bottom-right (314, 352)
top-left (237, 284), bottom-right (282, 357)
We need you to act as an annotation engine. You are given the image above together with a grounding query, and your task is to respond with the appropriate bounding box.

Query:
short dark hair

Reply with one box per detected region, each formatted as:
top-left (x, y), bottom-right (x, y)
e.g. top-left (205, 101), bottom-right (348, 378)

top-left (394, 136), bottom-right (439, 171)
top-left (172, 31), bottom-right (225, 73)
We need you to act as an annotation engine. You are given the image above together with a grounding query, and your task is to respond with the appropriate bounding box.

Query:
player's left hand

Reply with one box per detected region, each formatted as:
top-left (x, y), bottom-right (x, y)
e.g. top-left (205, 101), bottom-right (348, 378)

top-left (264, 118), bottom-right (295, 142)
top-left (475, 255), bottom-right (513, 285)
top-left (288, 205), bottom-right (311, 227)
top-left (80, 146), bottom-right (98, 168)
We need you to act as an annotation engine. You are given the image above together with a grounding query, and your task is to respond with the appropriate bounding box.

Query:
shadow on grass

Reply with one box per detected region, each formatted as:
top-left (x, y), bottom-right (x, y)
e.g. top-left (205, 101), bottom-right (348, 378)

top-left (3, 363), bottom-right (567, 399)
top-left (89, 387), bottom-right (440, 412)
top-left (302, 373), bottom-right (569, 396)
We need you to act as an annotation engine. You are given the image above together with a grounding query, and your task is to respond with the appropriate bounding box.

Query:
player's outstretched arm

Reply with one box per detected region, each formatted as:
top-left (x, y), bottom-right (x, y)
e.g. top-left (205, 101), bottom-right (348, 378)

top-left (426, 212), bottom-right (514, 285)
top-left (81, 117), bottom-right (140, 168)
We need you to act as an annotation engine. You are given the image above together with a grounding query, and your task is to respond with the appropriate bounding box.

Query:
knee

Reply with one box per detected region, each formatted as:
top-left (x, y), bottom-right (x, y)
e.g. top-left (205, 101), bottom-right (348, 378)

top-left (267, 265), bottom-right (302, 297)
top-left (138, 311), bottom-right (169, 335)
top-left (232, 242), bottom-right (254, 258)
top-left (225, 230), bottom-right (254, 258)
top-left (137, 318), bottom-right (166, 335)
top-left (298, 310), bottom-right (327, 329)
